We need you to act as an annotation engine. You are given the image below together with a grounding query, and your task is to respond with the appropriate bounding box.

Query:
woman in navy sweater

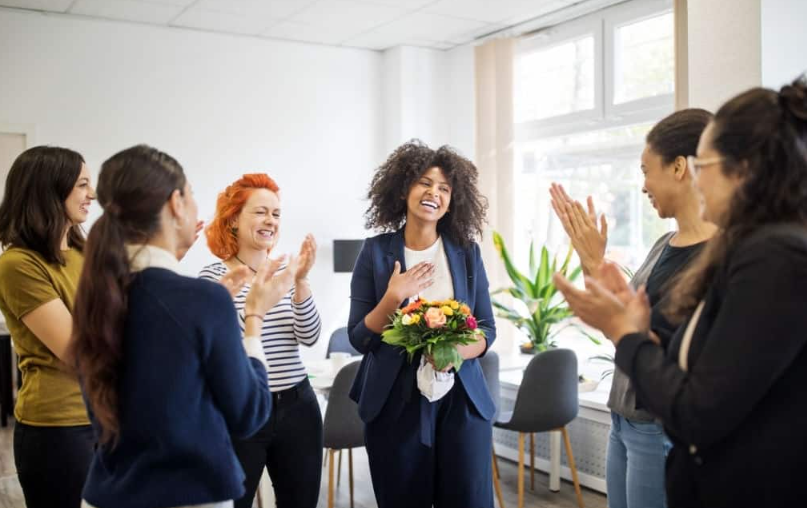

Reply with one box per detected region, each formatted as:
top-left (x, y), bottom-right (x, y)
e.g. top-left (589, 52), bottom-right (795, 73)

top-left (71, 145), bottom-right (295, 508)
top-left (348, 141), bottom-right (496, 508)
top-left (554, 78), bottom-right (807, 507)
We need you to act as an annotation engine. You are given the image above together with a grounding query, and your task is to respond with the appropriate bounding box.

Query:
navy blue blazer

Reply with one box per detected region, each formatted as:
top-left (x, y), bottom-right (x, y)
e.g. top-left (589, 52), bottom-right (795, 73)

top-left (347, 230), bottom-right (497, 423)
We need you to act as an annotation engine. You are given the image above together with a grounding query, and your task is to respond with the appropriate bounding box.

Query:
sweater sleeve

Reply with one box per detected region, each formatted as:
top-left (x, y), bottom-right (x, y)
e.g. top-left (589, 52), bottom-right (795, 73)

top-left (201, 285), bottom-right (272, 439)
top-left (291, 291), bottom-right (321, 346)
top-left (615, 234), bottom-right (807, 449)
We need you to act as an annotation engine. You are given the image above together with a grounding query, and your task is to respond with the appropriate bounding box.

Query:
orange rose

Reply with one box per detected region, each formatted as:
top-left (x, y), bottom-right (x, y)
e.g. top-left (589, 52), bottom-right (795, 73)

top-left (424, 307), bottom-right (447, 329)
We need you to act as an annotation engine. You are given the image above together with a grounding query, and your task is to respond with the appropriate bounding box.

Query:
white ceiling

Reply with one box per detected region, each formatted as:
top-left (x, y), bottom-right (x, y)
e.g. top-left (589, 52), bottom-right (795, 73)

top-left (0, 0), bottom-right (583, 50)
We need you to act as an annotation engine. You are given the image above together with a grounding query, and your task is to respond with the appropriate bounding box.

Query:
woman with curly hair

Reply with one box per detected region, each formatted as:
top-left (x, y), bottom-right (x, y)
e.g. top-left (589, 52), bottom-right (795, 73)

top-left (348, 140), bottom-right (497, 508)
top-left (200, 174), bottom-right (322, 508)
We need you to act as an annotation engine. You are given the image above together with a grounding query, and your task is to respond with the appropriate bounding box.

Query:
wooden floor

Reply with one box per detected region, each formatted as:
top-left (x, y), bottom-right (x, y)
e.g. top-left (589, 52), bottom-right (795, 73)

top-left (0, 420), bottom-right (607, 508)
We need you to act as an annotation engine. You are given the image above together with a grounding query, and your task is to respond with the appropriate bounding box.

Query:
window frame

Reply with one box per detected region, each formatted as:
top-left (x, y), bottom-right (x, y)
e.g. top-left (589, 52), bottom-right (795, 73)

top-left (515, 0), bottom-right (674, 142)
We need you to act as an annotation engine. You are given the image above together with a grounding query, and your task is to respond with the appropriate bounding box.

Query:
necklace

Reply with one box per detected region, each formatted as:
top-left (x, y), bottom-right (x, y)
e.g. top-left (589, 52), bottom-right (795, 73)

top-left (234, 254), bottom-right (258, 274)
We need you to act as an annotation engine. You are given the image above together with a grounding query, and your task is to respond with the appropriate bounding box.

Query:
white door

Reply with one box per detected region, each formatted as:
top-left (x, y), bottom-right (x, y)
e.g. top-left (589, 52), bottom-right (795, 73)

top-left (0, 132), bottom-right (27, 202)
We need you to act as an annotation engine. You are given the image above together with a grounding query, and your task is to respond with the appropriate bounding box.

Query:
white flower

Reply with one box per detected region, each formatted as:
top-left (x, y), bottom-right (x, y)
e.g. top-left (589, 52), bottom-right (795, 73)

top-left (402, 314), bottom-right (414, 326)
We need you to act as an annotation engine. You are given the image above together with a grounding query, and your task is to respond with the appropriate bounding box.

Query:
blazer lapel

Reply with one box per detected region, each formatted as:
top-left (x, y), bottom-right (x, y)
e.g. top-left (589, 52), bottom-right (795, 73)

top-left (386, 229), bottom-right (406, 273)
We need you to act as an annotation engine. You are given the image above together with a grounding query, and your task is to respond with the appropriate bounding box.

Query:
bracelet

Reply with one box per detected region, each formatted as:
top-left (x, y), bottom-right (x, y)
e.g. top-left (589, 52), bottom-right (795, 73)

top-left (245, 313), bottom-right (264, 321)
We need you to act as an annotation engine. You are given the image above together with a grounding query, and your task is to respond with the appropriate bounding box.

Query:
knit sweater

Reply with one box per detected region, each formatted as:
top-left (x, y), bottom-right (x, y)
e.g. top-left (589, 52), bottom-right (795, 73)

top-left (81, 250), bottom-right (272, 508)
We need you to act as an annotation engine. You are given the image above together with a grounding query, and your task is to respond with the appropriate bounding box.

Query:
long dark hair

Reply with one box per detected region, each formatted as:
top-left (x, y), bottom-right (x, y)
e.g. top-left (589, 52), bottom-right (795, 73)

top-left (72, 144), bottom-right (186, 446)
top-left (667, 76), bottom-right (807, 321)
top-left (364, 140), bottom-right (488, 247)
top-left (0, 146), bottom-right (86, 264)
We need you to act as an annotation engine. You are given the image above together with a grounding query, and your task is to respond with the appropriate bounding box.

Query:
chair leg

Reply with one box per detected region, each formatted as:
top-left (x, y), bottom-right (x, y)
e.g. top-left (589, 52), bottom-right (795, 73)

top-left (518, 432), bottom-right (525, 508)
top-left (328, 449), bottom-right (336, 508)
top-left (529, 432), bottom-right (535, 491)
top-left (561, 427), bottom-right (585, 508)
top-left (349, 448), bottom-right (355, 508)
top-left (337, 449), bottom-right (342, 486)
top-left (492, 450), bottom-right (506, 508)
top-left (492, 443), bottom-right (501, 479)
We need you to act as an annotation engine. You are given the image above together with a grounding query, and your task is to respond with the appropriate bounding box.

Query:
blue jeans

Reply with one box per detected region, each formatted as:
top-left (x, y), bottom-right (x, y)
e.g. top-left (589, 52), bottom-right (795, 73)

top-left (606, 413), bottom-right (671, 508)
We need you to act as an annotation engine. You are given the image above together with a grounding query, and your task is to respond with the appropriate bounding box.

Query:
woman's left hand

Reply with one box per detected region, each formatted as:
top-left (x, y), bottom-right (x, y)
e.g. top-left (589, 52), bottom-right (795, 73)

top-left (553, 271), bottom-right (650, 344)
top-left (178, 220), bottom-right (205, 261)
top-left (295, 234), bottom-right (317, 282)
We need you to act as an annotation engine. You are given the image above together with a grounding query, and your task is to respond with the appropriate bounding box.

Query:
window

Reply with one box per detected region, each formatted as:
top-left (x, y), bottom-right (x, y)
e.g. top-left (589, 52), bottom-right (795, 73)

top-left (513, 0), bottom-right (674, 272)
top-left (511, 0), bottom-right (675, 373)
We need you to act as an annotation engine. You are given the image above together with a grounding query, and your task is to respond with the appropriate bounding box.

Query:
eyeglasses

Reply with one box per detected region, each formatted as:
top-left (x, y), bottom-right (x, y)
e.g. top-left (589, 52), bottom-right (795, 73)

top-left (687, 156), bottom-right (725, 174)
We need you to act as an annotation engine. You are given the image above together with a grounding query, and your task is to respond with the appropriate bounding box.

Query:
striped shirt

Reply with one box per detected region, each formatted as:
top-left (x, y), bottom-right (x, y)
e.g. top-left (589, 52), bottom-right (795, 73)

top-left (199, 262), bottom-right (321, 392)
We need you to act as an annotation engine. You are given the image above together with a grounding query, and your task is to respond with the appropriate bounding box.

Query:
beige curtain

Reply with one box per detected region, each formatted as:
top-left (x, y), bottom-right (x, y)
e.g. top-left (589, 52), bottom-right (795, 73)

top-left (474, 37), bottom-right (517, 353)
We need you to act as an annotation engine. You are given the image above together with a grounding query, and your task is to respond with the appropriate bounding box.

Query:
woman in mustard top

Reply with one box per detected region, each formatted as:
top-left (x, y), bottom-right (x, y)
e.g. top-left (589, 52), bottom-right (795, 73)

top-left (0, 146), bottom-right (96, 508)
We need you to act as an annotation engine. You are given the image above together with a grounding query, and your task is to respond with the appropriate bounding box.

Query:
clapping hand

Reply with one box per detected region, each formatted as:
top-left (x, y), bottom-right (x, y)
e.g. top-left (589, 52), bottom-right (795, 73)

top-left (549, 183), bottom-right (608, 275)
top-left (219, 265), bottom-right (252, 299)
top-left (295, 234), bottom-right (317, 282)
top-left (552, 262), bottom-right (650, 345)
top-left (177, 220), bottom-right (206, 261)
top-left (245, 255), bottom-right (299, 316)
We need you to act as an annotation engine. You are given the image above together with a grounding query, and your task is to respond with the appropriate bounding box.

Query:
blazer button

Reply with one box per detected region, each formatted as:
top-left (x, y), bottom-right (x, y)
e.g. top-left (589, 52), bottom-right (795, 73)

top-left (689, 444), bottom-right (697, 455)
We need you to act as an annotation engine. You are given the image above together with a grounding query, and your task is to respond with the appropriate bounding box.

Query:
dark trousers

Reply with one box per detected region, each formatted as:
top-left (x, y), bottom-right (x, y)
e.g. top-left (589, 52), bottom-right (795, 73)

top-left (364, 371), bottom-right (493, 508)
top-left (13, 422), bottom-right (95, 508)
top-left (233, 378), bottom-right (323, 508)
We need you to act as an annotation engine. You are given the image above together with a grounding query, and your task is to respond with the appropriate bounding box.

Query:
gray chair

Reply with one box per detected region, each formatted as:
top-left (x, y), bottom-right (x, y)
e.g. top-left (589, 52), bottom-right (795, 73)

top-left (325, 327), bottom-right (360, 358)
top-left (493, 348), bottom-right (584, 508)
top-left (323, 360), bottom-right (364, 508)
top-left (479, 351), bottom-right (506, 508)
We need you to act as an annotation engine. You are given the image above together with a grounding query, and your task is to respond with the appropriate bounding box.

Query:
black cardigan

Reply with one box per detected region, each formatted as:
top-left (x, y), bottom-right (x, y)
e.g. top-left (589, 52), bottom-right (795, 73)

top-left (615, 224), bottom-right (807, 508)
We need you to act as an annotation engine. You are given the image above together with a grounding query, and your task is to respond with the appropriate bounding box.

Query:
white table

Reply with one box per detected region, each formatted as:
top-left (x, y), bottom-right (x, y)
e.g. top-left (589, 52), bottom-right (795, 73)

top-left (305, 357), bottom-right (361, 392)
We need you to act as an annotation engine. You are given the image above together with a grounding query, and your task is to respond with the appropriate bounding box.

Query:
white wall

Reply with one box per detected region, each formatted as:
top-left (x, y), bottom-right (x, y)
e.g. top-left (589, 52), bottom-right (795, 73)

top-left (381, 44), bottom-right (476, 158)
top-left (761, 0), bottom-right (807, 89)
top-left (687, 0), bottom-right (761, 111)
top-left (0, 8), bottom-right (383, 360)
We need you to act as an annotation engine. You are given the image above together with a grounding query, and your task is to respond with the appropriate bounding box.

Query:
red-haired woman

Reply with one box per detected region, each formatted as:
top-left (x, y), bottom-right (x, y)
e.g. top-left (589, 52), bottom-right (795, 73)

top-left (200, 174), bottom-right (322, 508)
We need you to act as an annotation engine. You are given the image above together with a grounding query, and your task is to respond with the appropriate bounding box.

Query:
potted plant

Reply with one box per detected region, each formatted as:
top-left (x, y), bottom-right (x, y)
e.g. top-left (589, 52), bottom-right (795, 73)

top-left (490, 231), bottom-right (592, 354)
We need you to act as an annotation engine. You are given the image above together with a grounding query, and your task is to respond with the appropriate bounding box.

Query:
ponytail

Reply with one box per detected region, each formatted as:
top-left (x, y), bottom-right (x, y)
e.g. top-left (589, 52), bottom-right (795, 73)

top-left (72, 144), bottom-right (186, 447)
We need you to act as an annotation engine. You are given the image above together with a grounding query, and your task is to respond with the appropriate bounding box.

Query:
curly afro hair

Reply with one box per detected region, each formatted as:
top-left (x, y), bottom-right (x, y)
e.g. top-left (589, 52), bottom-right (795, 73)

top-left (364, 140), bottom-right (488, 247)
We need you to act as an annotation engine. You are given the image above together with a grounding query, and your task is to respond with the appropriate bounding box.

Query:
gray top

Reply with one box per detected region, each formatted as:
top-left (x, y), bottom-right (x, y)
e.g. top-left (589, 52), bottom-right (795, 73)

top-left (607, 232), bottom-right (675, 422)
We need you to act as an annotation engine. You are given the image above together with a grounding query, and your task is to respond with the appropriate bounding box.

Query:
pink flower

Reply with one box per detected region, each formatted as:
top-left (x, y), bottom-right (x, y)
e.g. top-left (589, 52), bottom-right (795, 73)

top-left (465, 316), bottom-right (478, 330)
top-left (424, 307), bottom-right (447, 329)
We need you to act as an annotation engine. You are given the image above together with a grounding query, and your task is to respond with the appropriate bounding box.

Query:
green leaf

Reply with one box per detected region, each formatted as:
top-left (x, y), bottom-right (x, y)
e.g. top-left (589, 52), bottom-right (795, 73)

top-left (528, 240), bottom-right (537, 279)
top-left (537, 246), bottom-right (550, 289)
top-left (492, 231), bottom-right (535, 297)
top-left (432, 341), bottom-right (464, 372)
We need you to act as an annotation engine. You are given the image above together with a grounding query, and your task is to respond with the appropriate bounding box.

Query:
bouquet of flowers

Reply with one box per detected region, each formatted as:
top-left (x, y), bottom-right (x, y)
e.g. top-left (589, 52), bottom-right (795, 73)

top-left (381, 298), bottom-right (485, 372)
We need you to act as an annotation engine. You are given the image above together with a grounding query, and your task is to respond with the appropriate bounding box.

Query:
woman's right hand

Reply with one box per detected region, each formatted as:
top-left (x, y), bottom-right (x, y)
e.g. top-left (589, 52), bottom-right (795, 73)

top-left (385, 260), bottom-right (435, 305)
top-left (549, 183), bottom-right (608, 275)
top-left (245, 255), bottom-right (299, 317)
top-left (219, 265), bottom-right (252, 299)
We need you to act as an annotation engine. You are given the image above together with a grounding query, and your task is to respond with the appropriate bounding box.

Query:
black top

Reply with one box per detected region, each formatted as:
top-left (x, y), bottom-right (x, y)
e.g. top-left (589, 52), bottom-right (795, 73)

top-left (645, 240), bottom-right (705, 346)
top-left (615, 224), bottom-right (807, 508)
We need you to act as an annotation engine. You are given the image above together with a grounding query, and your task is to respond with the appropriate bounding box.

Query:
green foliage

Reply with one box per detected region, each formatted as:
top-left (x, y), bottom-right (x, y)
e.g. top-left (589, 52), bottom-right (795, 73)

top-left (491, 231), bottom-right (584, 350)
top-left (381, 301), bottom-right (484, 372)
